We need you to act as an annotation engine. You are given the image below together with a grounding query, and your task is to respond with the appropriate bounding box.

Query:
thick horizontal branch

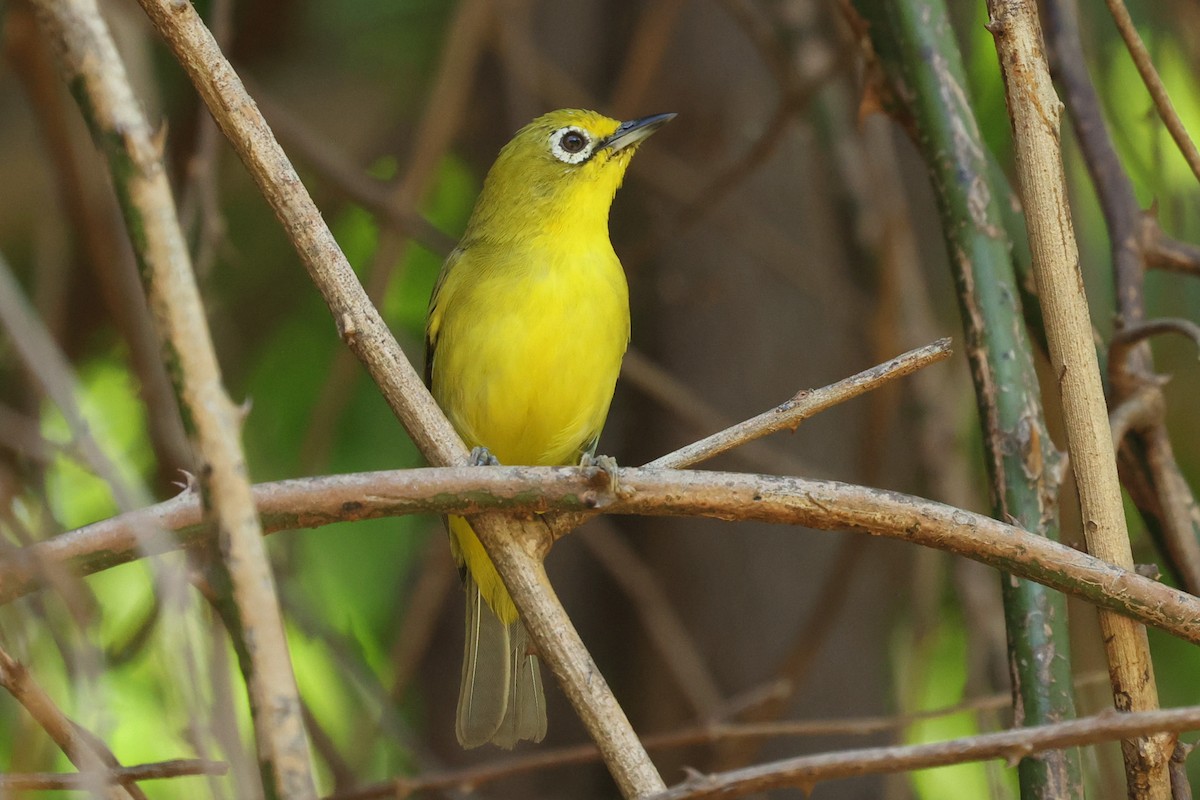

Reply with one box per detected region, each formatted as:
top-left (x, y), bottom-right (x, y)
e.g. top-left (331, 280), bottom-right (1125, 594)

top-left (0, 760), bottom-right (228, 791)
top-left (646, 704), bottom-right (1200, 799)
top-left (5, 467), bottom-right (1200, 646)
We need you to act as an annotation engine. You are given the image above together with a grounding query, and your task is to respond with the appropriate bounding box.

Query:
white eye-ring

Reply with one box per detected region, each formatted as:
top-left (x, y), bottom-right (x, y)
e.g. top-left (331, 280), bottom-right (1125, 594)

top-left (549, 126), bottom-right (594, 164)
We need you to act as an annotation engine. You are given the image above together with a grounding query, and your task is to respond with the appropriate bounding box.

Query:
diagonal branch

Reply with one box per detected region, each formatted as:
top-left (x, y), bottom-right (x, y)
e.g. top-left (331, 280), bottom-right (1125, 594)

top-left (29, 0), bottom-right (316, 796)
top-left (644, 338), bottom-right (950, 470)
top-left (0, 644), bottom-right (139, 800)
top-left (130, 1), bottom-right (662, 795)
top-left (1104, 0), bottom-right (1200, 184)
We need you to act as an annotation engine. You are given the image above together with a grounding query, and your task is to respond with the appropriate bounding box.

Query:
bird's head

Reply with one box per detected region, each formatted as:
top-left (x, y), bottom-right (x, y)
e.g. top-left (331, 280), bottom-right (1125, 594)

top-left (464, 109), bottom-right (675, 243)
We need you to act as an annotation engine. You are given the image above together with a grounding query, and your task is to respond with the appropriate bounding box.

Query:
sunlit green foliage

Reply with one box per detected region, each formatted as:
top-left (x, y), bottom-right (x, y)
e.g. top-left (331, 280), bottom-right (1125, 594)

top-left (893, 587), bottom-right (1019, 800)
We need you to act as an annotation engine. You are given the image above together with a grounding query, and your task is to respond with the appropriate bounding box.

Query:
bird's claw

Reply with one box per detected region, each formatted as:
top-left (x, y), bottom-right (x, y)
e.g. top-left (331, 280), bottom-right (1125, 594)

top-left (469, 446), bottom-right (501, 467)
top-left (581, 453), bottom-right (620, 495)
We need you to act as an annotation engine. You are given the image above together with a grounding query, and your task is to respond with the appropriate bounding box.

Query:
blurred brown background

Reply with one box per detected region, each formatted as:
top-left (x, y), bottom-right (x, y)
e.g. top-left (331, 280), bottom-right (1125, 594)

top-left (1, 0), bottom-right (1199, 797)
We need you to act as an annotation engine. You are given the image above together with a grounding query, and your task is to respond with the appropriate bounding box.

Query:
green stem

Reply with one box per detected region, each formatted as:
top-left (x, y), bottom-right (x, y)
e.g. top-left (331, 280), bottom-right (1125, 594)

top-left (850, 1), bottom-right (1084, 796)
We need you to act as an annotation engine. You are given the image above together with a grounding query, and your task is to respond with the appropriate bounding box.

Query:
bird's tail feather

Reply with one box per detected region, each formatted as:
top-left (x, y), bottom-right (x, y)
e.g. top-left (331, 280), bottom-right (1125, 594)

top-left (456, 575), bottom-right (547, 748)
top-left (493, 621), bottom-right (547, 748)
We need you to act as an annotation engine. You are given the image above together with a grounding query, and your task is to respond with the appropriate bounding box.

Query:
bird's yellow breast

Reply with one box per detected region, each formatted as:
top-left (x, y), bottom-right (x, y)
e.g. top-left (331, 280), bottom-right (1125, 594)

top-left (429, 235), bottom-right (630, 467)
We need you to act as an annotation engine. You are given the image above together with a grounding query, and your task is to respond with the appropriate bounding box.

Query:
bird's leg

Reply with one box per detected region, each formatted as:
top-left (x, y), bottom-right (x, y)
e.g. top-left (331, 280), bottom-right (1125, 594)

top-left (469, 446), bottom-right (501, 467)
top-left (580, 452), bottom-right (620, 496)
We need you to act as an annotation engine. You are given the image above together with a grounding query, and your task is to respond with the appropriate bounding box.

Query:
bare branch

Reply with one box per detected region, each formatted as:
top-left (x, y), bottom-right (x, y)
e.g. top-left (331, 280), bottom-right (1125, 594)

top-left (0, 760), bottom-right (228, 792)
top-left (1111, 317), bottom-right (1200, 355)
top-left (29, 0), bottom-right (317, 795)
top-left (644, 338), bottom-right (952, 470)
top-left (131, 2), bottom-right (663, 793)
top-left (0, 645), bottom-right (138, 800)
top-left (647, 705), bottom-right (1200, 800)
top-left (987, 1), bottom-right (1171, 793)
top-left (1146, 223), bottom-right (1200, 277)
top-left (12, 466), bottom-right (1200, 647)
top-left (329, 681), bottom-right (1105, 800)
top-left (621, 349), bottom-right (817, 476)
top-left (1046, 0), bottom-right (1200, 601)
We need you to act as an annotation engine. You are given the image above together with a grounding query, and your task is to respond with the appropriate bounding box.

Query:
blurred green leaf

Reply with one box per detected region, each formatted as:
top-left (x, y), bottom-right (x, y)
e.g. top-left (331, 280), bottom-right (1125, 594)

top-left (893, 599), bottom-right (1017, 800)
top-left (41, 353), bottom-right (154, 529)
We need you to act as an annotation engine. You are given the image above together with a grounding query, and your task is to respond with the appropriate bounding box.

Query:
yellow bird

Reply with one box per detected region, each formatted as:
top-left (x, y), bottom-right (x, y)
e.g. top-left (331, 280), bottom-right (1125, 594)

top-left (425, 109), bottom-right (673, 748)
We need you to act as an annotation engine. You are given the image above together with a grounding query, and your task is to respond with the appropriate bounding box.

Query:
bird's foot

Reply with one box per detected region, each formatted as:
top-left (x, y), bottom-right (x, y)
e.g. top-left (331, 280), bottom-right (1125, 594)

top-left (469, 446), bottom-right (501, 467)
top-left (580, 452), bottom-right (620, 496)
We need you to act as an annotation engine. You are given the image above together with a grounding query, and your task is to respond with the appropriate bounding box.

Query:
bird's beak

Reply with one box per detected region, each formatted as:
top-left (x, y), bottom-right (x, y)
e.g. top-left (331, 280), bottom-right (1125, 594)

top-left (602, 112), bottom-right (676, 153)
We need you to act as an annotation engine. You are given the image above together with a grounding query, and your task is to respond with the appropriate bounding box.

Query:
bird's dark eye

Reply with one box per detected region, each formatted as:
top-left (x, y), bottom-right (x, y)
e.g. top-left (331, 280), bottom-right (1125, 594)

top-left (561, 130), bottom-right (587, 153)
top-left (549, 126), bottom-right (594, 164)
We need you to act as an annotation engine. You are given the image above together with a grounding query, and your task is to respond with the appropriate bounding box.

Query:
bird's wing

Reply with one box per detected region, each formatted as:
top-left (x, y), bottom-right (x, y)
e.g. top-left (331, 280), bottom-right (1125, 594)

top-left (425, 247), bottom-right (465, 388)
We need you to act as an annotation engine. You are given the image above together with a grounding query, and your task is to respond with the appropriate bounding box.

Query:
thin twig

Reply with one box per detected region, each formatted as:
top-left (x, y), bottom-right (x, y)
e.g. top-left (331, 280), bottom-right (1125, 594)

top-left (643, 338), bottom-right (951, 470)
top-left (620, 349), bottom-right (817, 476)
top-left (1111, 317), bottom-right (1200, 355)
top-left (0, 644), bottom-right (137, 800)
top-left (1146, 224), bottom-right (1200, 277)
top-left (2, 5), bottom-right (193, 486)
top-left (0, 253), bottom-right (142, 512)
top-left (1104, 0), bottom-right (1200, 185)
top-left (329, 680), bottom-right (1116, 800)
top-left (0, 760), bottom-right (228, 791)
top-left (987, 2), bottom-right (1171, 794)
top-left (646, 705), bottom-right (1200, 800)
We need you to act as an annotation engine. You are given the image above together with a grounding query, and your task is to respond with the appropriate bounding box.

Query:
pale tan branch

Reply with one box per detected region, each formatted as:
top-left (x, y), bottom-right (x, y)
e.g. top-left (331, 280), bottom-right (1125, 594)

top-left (620, 349), bottom-right (816, 476)
top-left (132, 2), bottom-right (662, 794)
top-left (986, 1), bottom-right (1170, 793)
top-left (10, 467), bottom-right (1200, 647)
top-left (30, 0), bottom-right (316, 795)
